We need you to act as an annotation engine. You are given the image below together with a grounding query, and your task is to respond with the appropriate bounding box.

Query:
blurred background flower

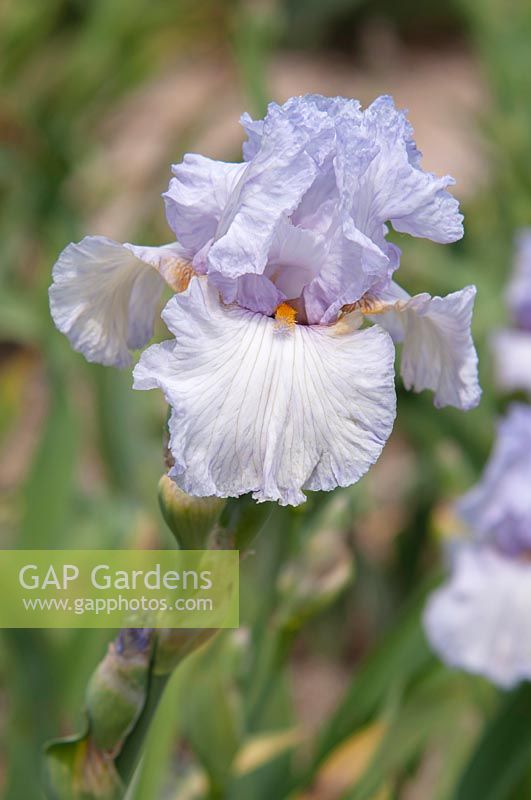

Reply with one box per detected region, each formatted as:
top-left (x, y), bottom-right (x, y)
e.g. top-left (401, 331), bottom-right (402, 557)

top-left (1, 0), bottom-right (531, 798)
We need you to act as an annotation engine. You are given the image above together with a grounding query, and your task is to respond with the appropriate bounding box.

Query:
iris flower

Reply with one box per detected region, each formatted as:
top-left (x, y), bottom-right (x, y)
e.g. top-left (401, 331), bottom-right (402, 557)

top-left (50, 95), bottom-right (480, 505)
top-left (424, 404), bottom-right (531, 689)
top-left (492, 230), bottom-right (531, 394)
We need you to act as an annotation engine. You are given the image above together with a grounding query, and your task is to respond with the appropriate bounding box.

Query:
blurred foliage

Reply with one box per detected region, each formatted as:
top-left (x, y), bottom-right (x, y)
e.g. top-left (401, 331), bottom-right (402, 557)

top-left (1, 0), bottom-right (531, 798)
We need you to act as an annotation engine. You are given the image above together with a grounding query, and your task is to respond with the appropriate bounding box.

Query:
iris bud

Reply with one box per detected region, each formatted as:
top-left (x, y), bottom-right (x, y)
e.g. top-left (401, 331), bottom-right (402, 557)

top-left (158, 475), bottom-right (226, 549)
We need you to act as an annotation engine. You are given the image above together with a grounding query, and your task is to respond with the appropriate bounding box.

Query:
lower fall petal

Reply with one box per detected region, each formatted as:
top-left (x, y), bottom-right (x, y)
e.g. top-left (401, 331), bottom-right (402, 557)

top-left (133, 277), bottom-right (397, 506)
top-left (49, 236), bottom-right (191, 367)
top-left (424, 545), bottom-right (531, 690)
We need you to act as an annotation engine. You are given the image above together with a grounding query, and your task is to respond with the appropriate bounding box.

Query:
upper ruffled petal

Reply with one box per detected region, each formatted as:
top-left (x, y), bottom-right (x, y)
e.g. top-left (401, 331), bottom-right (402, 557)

top-left (207, 271), bottom-right (282, 317)
top-left (457, 403), bottom-right (531, 555)
top-left (507, 229), bottom-right (531, 330)
top-left (49, 236), bottom-right (189, 367)
top-left (206, 115), bottom-right (318, 280)
top-left (302, 221), bottom-right (390, 325)
top-left (373, 283), bottom-right (480, 410)
top-left (354, 96), bottom-right (464, 244)
top-left (424, 545), bottom-right (531, 689)
top-left (197, 96), bottom-right (462, 322)
top-left (133, 277), bottom-right (397, 506)
top-left (491, 329), bottom-right (531, 394)
top-left (163, 155), bottom-right (247, 256)
top-left (241, 95), bottom-right (361, 166)
top-left (209, 218), bottom-right (326, 316)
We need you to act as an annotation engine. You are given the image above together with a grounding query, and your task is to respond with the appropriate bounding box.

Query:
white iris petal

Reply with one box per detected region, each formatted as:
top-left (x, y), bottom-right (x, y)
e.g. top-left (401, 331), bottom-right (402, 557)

top-left (492, 329), bottom-right (531, 394)
top-left (424, 545), bottom-right (531, 690)
top-left (49, 236), bottom-right (189, 367)
top-left (374, 283), bottom-right (480, 410)
top-left (133, 277), bottom-right (397, 505)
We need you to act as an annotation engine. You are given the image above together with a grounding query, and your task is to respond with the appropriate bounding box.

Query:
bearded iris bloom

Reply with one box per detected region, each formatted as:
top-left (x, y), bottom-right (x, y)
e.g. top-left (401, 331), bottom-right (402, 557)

top-left (424, 404), bottom-right (531, 689)
top-left (49, 94), bottom-right (480, 505)
top-left (492, 231), bottom-right (531, 394)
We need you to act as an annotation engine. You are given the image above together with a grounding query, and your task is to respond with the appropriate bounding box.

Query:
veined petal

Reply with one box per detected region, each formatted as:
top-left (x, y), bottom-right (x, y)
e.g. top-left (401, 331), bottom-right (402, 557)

top-left (133, 277), bottom-right (396, 506)
top-left (207, 115), bottom-right (318, 279)
top-left (424, 545), bottom-right (531, 689)
top-left (265, 218), bottom-right (325, 301)
top-left (49, 236), bottom-right (191, 367)
top-left (355, 96), bottom-right (464, 244)
top-left (208, 271), bottom-right (282, 317)
top-left (303, 220), bottom-right (390, 325)
top-left (241, 94), bottom-right (360, 166)
top-left (164, 155), bottom-right (246, 255)
top-left (209, 219), bottom-right (326, 316)
top-left (492, 329), bottom-right (531, 394)
top-left (372, 283), bottom-right (480, 410)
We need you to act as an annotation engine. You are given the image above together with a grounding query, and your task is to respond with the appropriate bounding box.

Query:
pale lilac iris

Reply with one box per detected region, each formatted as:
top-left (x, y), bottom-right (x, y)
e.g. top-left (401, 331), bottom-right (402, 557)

top-left (424, 404), bottom-right (531, 689)
top-left (49, 94), bottom-right (480, 505)
top-left (492, 231), bottom-right (531, 394)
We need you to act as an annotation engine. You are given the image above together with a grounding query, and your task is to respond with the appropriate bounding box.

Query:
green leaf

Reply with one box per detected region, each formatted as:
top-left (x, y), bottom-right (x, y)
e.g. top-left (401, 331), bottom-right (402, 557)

top-left (20, 364), bottom-right (78, 546)
top-left (453, 683), bottom-right (531, 800)
top-left (129, 669), bottom-right (185, 800)
top-left (179, 636), bottom-right (244, 795)
top-left (345, 670), bottom-right (472, 800)
top-left (311, 586), bottom-right (435, 768)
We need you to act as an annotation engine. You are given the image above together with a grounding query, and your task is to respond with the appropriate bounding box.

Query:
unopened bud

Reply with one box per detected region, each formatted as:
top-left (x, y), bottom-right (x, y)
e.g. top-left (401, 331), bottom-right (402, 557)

top-left (158, 475), bottom-right (226, 549)
top-left (86, 629), bottom-right (153, 753)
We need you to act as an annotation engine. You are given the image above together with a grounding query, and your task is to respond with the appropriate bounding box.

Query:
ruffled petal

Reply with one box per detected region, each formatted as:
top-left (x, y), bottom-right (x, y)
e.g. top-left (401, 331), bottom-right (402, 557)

top-left (457, 403), bottom-right (531, 555)
top-left (302, 221), bottom-right (390, 325)
top-left (209, 219), bottom-right (326, 316)
top-left (208, 271), bottom-right (282, 317)
top-left (133, 277), bottom-right (396, 505)
top-left (265, 218), bottom-right (325, 301)
top-left (49, 236), bottom-right (190, 367)
top-left (241, 95), bottom-right (360, 167)
top-left (372, 283), bottom-right (480, 410)
top-left (207, 115), bottom-right (318, 279)
top-left (492, 329), bottom-right (531, 394)
top-left (356, 96), bottom-right (464, 244)
top-left (424, 545), bottom-right (531, 689)
top-left (163, 155), bottom-right (246, 255)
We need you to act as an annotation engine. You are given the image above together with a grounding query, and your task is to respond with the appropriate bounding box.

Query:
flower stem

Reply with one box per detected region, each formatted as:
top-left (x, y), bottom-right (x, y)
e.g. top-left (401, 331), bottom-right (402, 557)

top-left (115, 667), bottom-right (169, 783)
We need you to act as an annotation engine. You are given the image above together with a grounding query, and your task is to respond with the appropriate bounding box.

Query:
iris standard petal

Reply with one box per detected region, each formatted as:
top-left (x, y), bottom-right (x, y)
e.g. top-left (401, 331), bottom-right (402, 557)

top-left (208, 271), bottom-right (282, 317)
top-left (164, 155), bottom-right (247, 256)
top-left (357, 96), bottom-right (464, 244)
top-left (457, 403), bottom-right (531, 555)
top-left (49, 236), bottom-right (191, 367)
top-left (424, 545), bottom-right (531, 689)
top-left (492, 329), bottom-right (531, 394)
top-left (209, 219), bottom-right (326, 316)
top-left (133, 277), bottom-right (397, 506)
top-left (206, 114), bottom-right (318, 280)
top-left (303, 221), bottom-right (390, 325)
top-left (373, 283), bottom-right (480, 410)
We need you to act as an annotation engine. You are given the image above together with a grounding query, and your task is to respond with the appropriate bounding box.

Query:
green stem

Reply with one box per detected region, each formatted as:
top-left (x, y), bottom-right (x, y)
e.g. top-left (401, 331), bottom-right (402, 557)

top-left (115, 670), bottom-right (169, 784)
top-left (115, 498), bottom-right (271, 790)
